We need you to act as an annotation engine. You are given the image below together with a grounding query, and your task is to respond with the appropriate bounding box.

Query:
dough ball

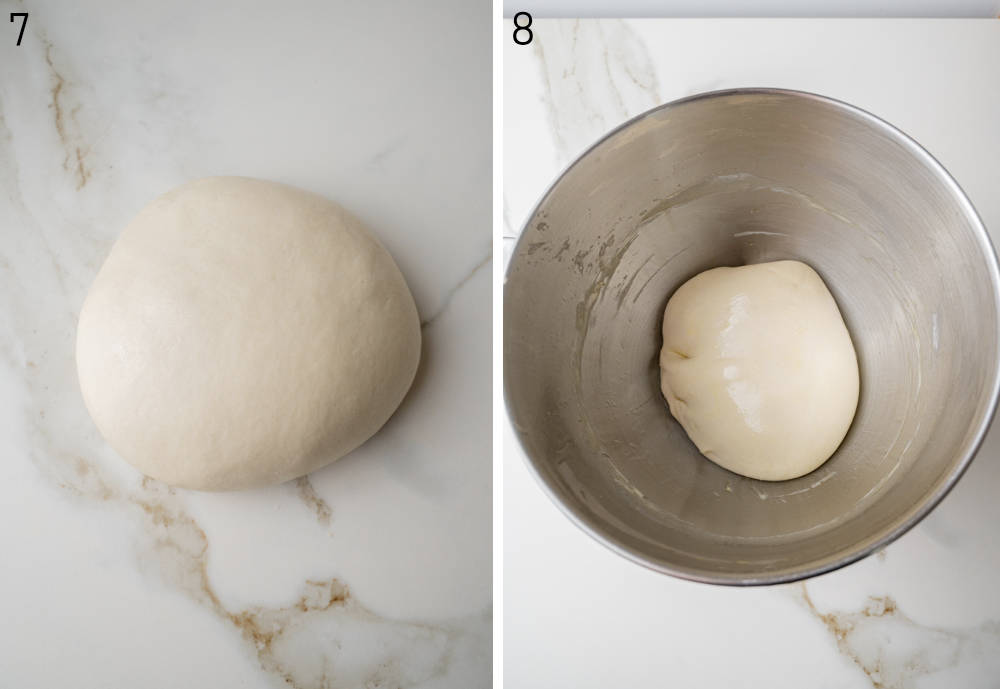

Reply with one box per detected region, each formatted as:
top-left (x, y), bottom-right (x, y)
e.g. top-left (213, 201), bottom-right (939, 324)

top-left (659, 260), bottom-right (859, 481)
top-left (76, 177), bottom-right (421, 491)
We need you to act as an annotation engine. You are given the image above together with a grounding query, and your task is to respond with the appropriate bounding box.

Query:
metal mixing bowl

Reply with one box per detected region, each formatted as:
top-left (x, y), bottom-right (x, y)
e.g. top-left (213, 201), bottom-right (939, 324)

top-left (504, 88), bottom-right (1000, 584)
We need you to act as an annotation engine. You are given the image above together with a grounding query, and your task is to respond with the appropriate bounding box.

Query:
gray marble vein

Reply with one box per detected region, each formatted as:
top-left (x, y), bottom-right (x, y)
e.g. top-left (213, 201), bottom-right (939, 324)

top-left (531, 19), bottom-right (661, 165)
top-left (420, 250), bottom-right (492, 330)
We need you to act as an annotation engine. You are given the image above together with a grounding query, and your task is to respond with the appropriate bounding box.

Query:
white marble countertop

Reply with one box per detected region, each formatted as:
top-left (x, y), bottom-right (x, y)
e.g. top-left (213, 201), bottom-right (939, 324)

top-left (0, 1), bottom-right (490, 687)
top-left (504, 19), bottom-right (1000, 688)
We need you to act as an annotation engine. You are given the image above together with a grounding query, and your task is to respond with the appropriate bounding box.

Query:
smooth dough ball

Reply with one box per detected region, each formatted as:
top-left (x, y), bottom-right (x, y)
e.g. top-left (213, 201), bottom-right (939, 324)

top-left (659, 260), bottom-right (859, 481)
top-left (76, 177), bottom-right (421, 491)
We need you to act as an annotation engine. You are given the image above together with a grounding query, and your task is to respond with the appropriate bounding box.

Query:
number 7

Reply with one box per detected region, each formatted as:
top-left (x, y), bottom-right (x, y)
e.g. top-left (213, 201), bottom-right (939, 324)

top-left (10, 12), bottom-right (27, 46)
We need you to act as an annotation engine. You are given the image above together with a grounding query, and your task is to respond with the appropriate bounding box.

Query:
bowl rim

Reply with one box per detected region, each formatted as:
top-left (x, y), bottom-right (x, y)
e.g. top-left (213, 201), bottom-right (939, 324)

top-left (503, 86), bottom-right (1000, 586)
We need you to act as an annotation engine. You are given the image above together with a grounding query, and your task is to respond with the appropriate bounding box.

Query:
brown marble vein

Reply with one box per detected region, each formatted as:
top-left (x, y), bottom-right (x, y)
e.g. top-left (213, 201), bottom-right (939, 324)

top-left (0, 128), bottom-right (482, 687)
top-left (3, 305), bottom-right (478, 687)
top-left (794, 582), bottom-right (1000, 688)
top-left (296, 475), bottom-right (333, 528)
top-left (43, 40), bottom-right (91, 190)
top-left (0, 103), bottom-right (77, 308)
top-left (41, 449), bottom-right (478, 688)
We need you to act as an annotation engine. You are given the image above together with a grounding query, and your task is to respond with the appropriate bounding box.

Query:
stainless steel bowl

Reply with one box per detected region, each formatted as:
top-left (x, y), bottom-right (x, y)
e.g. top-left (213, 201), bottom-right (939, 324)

top-left (504, 88), bottom-right (1000, 584)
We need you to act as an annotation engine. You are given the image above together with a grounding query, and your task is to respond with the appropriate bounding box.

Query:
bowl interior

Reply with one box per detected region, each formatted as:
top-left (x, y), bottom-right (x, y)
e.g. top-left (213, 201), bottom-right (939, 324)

top-left (504, 90), bottom-right (1000, 583)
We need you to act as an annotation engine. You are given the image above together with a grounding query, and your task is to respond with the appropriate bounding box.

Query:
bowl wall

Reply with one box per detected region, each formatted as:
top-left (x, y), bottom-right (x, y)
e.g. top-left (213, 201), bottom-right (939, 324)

top-left (504, 89), bottom-right (1000, 583)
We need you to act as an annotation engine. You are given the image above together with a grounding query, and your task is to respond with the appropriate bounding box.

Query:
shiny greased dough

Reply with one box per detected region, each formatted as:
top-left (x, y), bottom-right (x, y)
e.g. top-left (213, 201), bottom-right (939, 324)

top-left (659, 260), bottom-right (859, 481)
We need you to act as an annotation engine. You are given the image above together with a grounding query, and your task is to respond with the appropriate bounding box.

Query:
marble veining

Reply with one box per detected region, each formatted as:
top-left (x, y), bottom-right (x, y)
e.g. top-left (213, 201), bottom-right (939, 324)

top-left (505, 18), bottom-right (1000, 689)
top-left (53, 460), bottom-right (483, 689)
top-left (420, 253), bottom-right (492, 330)
top-left (1, 2), bottom-right (490, 687)
top-left (44, 40), bottom-right (91, 191)
top-left (795, 582), bottom-right (1000, 688)
top-left (531, 20), bottom-right (662, 165)
top-left (295, 477), bottom-right (333, 529)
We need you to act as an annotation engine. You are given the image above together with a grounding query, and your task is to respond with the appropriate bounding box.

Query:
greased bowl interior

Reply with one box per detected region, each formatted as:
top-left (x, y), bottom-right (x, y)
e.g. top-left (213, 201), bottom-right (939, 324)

top-left (504, 89), bottom-right (1000, 584)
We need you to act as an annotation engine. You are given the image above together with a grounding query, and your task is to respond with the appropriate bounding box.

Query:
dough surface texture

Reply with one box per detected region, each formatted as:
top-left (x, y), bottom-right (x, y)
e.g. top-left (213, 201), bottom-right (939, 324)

top-left (659, 260), bottom-right (859, 481)
top-left (77, 177), bottom-right (421, 491)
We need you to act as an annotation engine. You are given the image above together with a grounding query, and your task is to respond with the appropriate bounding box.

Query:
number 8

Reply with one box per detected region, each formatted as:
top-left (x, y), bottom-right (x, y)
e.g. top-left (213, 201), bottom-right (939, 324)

top-left (513, 12), bottom-right (532, 46)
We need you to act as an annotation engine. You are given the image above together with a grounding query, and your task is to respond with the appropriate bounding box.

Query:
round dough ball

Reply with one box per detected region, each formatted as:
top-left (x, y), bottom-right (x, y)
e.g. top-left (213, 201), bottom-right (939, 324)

top-left (659, 260), bottom-right (859, 481)
top-left (76, 177), bottom-right (421, 491)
